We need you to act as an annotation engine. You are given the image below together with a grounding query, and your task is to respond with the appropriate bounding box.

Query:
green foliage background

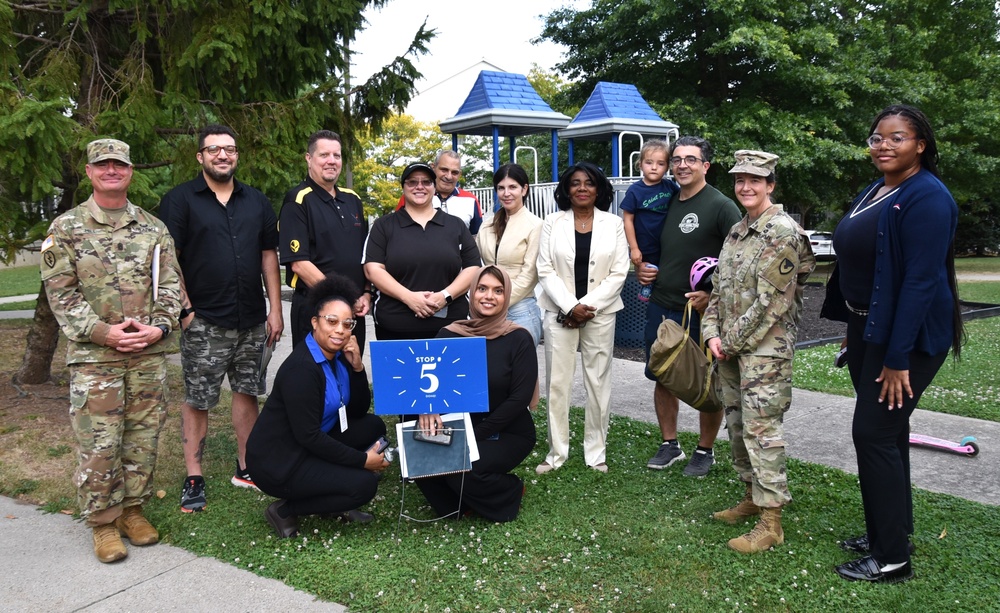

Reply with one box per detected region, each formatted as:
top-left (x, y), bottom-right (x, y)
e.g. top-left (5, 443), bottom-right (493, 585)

top-left (1, 0), bottom-right (433, 256)
top-left (537, 0), bottom-right (1000, 246)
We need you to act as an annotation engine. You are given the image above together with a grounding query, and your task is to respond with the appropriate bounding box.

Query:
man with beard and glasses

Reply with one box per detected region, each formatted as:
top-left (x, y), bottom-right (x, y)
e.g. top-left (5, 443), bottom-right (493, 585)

top-left (159, 124), bottom-right (283, 513)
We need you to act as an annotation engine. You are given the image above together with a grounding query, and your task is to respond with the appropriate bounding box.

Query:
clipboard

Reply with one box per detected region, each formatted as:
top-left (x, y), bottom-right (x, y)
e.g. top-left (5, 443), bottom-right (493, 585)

top-left (396, 413), bottom-right (480, 479)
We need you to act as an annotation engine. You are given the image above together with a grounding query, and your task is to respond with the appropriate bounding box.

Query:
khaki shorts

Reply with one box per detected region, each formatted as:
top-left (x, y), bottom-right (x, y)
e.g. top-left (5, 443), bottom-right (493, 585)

top-left (180, 316), bottom-right (266, 409)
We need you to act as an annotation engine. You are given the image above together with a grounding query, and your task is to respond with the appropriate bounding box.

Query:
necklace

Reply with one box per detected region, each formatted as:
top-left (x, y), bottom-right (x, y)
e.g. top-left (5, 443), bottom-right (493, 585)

top-left (850, 184), bottom-right (899, 219)
top-left (576, 215), bottom-right (593, 230)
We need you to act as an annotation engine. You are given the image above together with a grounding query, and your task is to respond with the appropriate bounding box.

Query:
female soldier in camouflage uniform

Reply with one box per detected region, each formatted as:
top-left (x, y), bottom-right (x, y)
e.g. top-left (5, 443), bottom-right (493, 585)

top-left (702, 150), bottom-right (815, 553)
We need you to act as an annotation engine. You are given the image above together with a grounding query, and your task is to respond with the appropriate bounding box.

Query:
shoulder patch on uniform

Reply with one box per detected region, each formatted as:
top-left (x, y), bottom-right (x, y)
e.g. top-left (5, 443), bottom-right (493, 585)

top-left (43, 250), bottom-right (56, 269)
top-left (339, 187), bottom-right (359, 197)
top-left (760, 246), bottom-right (798, 292)
top-left (289, 239), bottom-right (300, 253)
top-left (295, 187), bottom-right (313, 204)
top-left (41, 235), bottom-right (54, 252)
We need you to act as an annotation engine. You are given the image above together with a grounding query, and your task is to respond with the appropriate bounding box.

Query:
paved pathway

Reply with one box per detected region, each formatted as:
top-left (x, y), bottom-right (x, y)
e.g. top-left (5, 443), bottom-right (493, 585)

top-left (2, 296), bottom-right (997, 611)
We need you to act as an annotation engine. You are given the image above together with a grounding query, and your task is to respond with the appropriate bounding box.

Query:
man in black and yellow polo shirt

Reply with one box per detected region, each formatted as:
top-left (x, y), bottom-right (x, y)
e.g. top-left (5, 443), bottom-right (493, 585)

top-left (279, 130), bottom-right (371, 349)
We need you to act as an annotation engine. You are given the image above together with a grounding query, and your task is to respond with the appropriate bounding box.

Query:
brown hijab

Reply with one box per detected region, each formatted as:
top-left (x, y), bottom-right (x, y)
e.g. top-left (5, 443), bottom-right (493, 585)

top-left (444, 265), bottom-right (523, 340)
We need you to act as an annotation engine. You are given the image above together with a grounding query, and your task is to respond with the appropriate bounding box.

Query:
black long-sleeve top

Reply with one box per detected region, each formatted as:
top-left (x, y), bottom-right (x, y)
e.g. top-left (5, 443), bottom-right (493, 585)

top-left (437, 328), bottom-right (537, 441)
top-left (246, 338), bottom-right (372, 484)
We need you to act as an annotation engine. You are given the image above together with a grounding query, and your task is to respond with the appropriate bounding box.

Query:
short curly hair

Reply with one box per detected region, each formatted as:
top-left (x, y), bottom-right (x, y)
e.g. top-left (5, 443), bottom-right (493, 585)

top-left (307, 274), bottom-right (362, 319)
top-left (553, 162), bottom-right (613, 211)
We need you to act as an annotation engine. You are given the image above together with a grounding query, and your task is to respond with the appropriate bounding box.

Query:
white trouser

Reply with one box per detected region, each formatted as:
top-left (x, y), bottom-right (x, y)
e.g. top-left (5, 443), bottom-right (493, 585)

top-left (542, 310), bottom-right (616, 468)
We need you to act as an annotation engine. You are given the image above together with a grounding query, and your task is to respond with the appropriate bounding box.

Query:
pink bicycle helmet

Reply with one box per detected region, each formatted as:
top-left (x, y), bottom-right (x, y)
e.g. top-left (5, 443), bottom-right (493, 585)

top-left (690, 257), bottom-right (719, 292)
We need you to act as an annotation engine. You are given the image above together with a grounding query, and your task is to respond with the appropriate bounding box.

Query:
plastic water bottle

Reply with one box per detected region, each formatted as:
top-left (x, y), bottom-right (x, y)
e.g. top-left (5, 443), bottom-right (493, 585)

top-left (638, 263), bottom-right (657, 302)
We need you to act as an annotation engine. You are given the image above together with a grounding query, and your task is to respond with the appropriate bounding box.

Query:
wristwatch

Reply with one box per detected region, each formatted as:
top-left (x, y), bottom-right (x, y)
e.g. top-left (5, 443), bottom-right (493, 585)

top-left (441, 289), bottom-right (453, 304)
top-left (156, 324), bottom-right (170, 339)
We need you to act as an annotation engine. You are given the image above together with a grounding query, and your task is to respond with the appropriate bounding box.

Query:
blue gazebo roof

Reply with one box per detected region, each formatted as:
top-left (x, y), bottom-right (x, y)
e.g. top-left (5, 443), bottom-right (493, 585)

top-left (560, 82), bottom-right (677, 140)
top-left (438, 71), bottom-right (570, 137)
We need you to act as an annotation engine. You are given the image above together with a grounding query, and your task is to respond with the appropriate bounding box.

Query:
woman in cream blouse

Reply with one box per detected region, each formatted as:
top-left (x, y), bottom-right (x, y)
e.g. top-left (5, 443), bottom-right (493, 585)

top-left (476, 163), bottom-right (543, 344)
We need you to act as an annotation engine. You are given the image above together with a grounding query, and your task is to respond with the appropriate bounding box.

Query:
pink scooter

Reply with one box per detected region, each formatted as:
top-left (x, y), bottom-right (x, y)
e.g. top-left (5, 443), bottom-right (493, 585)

top-left (833, 348), bottom-right (981, 458)
top-left (908, 433), bottom-right (980, 457)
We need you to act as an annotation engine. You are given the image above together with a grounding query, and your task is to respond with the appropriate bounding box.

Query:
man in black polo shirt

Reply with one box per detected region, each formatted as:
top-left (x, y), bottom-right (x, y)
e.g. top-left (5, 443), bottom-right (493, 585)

top-left (159, 124), bottom-right (283, 512)
top-left (279, 130), bottom-right (371, 348)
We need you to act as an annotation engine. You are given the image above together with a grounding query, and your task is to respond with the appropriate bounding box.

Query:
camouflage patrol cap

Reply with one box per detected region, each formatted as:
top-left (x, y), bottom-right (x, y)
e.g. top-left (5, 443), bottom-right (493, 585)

top-left (728, 150), bottom-right (778, 177)
top-left (87, 139), bottom-right (132, 166)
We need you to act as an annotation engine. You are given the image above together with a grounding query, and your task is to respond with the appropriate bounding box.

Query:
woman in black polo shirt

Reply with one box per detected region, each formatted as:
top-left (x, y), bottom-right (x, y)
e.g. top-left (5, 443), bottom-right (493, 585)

top-left (363, 162), bottom-right (482, 340)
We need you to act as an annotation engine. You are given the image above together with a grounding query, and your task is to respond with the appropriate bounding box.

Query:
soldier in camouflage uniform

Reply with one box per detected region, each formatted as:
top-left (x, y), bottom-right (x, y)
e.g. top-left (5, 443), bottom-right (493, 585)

top-left (40, 139), bottom-right (182, 563)
top-left (702, 150), bottom-right (815, 553)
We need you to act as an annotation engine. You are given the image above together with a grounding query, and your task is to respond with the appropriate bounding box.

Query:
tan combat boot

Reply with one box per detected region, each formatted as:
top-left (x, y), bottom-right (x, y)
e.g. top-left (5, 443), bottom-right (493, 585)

top-left (115, 505), bottom-right (159, 546)
top-left (712, 483), bottom-right (760, 524)
top-left (93, 523), bottom-right (128, 563)
top-left (728, 507), bottom-right (784, 553)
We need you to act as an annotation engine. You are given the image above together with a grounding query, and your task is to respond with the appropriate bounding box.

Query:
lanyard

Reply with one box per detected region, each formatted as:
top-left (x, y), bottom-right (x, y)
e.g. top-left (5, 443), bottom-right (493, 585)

top-left (305, 334), bottom-right (350, 432)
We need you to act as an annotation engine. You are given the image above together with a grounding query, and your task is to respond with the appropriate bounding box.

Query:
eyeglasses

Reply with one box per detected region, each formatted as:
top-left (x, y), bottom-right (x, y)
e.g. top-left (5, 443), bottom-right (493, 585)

top-left (866, 135), bottom-right (916, 149)
top-left (317, 315), bottom-right (356, 330)
top-left (404, 179), bottom-right (434, 188)
top-left (669, 156), bottom-right (705, 167)
top-left (199, 145), bottom-right (239, 156)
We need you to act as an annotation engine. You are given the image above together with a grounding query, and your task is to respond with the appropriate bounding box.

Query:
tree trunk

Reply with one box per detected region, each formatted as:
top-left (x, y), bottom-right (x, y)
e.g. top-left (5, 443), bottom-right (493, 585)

top-left (14, 284), bottom-right (60, 384)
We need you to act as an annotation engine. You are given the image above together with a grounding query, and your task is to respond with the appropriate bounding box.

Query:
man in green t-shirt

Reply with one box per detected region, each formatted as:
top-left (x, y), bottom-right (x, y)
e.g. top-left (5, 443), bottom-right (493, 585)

top-left (637, 136), bottom-right (743, 477)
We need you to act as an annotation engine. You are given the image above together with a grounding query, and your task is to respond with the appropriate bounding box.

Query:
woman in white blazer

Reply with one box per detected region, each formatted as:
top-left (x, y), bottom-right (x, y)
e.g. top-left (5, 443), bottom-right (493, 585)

top-left (536, 162), bottom-right (629, 473)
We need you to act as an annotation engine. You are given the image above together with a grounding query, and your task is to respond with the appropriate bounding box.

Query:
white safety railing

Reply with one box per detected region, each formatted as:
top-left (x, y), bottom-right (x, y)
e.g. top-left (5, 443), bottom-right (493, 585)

top-left (469, 176), bottom-right (643, 221)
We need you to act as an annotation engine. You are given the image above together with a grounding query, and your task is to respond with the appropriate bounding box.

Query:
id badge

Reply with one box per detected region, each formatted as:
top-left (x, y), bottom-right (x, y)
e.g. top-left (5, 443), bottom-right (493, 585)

top-left (339, 404), bottom-right (348, 432)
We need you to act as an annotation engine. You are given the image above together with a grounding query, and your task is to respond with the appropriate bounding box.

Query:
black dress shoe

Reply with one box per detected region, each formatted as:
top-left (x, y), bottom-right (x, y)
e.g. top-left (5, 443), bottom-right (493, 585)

top-left (835, 555), bottom-right (914, 583)
top-left (265, 500), bottom-right (299, 538)
top-left (840, 533), bottom-right (916, 555)
top-left (338, 509), bottom-right (374, 524)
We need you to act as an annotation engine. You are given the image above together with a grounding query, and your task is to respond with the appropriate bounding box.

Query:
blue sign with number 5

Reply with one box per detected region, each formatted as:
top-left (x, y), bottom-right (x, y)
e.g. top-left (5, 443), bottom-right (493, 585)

top-left (369, 337), bottom-right (489, 415)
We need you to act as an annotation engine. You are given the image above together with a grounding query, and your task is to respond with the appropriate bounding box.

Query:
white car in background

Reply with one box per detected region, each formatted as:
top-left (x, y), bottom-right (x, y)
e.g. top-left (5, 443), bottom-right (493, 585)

top-left (805, 231), bottom-right (836, 261)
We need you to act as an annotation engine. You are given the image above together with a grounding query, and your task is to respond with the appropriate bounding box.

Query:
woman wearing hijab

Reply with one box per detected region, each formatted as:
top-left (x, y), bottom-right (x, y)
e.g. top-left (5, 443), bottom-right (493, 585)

top-left (246, 274), bottom-right (389, 538)
top-left (415, 265), bottom-right (538, 522)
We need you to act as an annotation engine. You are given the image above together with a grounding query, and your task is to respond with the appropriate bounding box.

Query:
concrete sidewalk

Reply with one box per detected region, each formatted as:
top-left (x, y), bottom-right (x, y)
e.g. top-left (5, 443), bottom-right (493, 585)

top-left (2, 300), bottom-right (997, 611)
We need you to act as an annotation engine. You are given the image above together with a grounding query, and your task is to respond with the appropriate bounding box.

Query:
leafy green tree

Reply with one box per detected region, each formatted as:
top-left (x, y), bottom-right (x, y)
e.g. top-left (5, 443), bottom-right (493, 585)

top-left (540, 0), bottom-right (1000, 232)
top-left (3, 0), bottom-right (432, 382)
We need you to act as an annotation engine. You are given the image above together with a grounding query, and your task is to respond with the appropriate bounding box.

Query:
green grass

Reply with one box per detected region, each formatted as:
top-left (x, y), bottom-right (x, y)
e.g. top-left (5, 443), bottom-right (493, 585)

top-left (0, 300), bottom-right (37, 311)
top-left (142, 409), bottom-right (1000, 612)
top-left (795, 291), bottom-right (1000, 422)
top-left (954, 256), bottom-right (1000, 274)
top-left (0, 265), bottom-right (41, 298)
top-left (959, 281), bottom-right (1000, 304)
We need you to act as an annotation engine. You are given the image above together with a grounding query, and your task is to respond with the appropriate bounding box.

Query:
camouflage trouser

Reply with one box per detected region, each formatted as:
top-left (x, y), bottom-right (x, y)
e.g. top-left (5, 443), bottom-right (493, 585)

top-left (716, 356), bottom-right (792, 508)
top-left (69, 355), bottom-right (167, 526)
top-left (180, 315), bottom-right (266, 409)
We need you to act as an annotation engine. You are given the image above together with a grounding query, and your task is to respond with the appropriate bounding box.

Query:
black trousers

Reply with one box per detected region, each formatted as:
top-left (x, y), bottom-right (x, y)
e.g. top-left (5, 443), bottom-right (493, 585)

top-left (291, 290), bottom-right (366, 352)
top-left (415, 430), bottom-right (535, 522)
top-left (251, 414), bottom-right (385, 517)
top-left (846, 313), bottom-right (947, 564)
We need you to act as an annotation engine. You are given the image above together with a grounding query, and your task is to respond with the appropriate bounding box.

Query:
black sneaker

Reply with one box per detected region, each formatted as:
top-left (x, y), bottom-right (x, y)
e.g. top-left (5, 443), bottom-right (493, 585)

top-left (231, 461), bottom-right (259, 490)
top-left (647, 441), bottom-right (685, 469)
top-left (180, 476), bottom-right (207, 513)
top-left (682, 448), bottom-right (716, 477)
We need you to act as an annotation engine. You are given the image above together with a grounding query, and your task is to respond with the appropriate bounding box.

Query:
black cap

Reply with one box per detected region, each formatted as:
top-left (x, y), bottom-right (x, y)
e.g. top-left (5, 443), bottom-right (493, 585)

top-left (400, 162), bottom-right (436, 186)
